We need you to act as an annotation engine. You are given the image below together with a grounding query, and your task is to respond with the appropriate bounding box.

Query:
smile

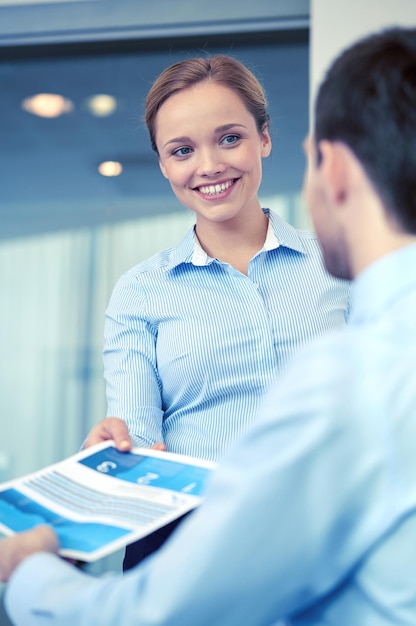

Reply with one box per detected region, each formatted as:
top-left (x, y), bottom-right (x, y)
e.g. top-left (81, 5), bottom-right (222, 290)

top-left (197, 180), bottom-right (235, 196)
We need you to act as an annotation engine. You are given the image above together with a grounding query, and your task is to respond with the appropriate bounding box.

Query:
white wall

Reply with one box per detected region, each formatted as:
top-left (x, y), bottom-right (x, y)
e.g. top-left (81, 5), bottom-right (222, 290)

top-left (310, 0), bottom-right (416, 112)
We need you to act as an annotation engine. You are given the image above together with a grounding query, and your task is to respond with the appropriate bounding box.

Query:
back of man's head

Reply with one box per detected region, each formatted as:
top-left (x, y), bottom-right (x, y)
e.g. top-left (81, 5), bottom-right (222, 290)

top-left (315, 27), bottom-right (416, 234)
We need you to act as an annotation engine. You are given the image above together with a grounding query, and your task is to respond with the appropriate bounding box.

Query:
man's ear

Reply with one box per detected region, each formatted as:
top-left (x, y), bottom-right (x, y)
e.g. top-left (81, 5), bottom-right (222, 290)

top-left (317, 140), bottom-right (349, 206)
top-left (159, 160), bottom-right (169, 180)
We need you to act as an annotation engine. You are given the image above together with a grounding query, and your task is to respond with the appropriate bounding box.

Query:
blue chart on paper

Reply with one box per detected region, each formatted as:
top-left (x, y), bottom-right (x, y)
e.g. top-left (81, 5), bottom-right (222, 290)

top-left (0, 487), bottom-right (129, 553)
top-left (79, 447), bottom-right (212, 496)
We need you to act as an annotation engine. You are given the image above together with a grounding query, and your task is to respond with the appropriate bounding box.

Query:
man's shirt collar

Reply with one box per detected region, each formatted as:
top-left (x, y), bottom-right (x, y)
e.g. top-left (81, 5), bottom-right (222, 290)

top-left (349, 242), bottom-right (416, 325)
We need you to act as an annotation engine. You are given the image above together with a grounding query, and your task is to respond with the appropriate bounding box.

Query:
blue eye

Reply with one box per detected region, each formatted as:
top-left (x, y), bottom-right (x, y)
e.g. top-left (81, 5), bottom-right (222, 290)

top-left (173, 146), bottom-right (192, 157)
top-left (221, 134), bottom-right (240, 146)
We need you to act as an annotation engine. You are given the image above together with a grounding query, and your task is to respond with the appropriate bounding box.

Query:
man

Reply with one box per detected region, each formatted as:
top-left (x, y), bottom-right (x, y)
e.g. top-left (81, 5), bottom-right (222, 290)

top-left (1, 26), bottom-right (416, 625)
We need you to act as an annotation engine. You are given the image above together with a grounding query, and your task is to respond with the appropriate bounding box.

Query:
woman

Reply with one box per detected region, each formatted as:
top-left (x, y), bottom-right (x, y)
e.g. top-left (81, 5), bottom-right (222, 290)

top-left (86, 55), bottom-right (350, 568)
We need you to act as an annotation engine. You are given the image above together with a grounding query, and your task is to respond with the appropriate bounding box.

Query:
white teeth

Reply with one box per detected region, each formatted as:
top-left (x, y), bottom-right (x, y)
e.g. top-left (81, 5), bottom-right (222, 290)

top-left (199, 180), bottom-right (233, 195)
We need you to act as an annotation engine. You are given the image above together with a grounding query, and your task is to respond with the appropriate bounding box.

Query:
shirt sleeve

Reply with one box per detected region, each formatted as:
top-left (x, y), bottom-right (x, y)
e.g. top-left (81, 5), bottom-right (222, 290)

top-left (103, 272), bottom-right (164, 446)
top-left (5, 336), bottom-right (399, 626)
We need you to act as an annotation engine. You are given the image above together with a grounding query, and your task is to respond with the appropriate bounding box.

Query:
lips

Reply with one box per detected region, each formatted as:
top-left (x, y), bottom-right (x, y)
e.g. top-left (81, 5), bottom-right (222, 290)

top-left (197, 179), bottom-right (235, 196)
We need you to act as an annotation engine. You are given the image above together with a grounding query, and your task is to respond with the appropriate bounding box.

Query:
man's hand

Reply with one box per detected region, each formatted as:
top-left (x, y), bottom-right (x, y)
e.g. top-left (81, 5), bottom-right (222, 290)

top-left (83, 417), bottom-right (166, 453)
top-left (82, 417), bottom-right (133, 451)
top-left (0, 525), bottom-right (59, 583)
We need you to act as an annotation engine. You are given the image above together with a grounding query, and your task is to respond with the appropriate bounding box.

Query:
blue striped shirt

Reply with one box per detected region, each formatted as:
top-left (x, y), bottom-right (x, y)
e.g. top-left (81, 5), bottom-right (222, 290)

top-left (104, 210), bottom-right (350, 461)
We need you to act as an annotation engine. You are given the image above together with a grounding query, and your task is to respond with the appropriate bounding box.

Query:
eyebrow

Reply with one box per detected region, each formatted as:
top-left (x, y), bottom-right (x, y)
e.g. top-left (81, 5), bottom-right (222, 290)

top-left (162, 123), bottom-right (247, 149)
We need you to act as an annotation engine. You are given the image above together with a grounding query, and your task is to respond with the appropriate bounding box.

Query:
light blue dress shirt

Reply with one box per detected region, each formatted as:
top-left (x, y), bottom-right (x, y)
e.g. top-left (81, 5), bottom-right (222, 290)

top-left (104, 210), bottom-right (349, 461)
top-left (6, 243), bottom-right (416, 625)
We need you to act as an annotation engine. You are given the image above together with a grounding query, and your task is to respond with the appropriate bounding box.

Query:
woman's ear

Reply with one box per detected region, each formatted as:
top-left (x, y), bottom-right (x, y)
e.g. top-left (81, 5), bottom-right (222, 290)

top-left (261, 126), bottom-right (272, 158)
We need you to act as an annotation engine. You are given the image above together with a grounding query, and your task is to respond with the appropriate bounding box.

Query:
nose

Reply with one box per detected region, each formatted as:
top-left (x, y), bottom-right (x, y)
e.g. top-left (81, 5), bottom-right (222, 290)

top-left (196, 148), bottom-right (225, 177)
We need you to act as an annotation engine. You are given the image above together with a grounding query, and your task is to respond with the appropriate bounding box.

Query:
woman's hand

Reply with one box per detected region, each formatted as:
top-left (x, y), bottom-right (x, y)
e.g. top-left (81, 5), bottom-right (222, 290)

top-left (83, 417), bottom-right (166, 452)
top-left (82, 417), bottom-right (133, 451)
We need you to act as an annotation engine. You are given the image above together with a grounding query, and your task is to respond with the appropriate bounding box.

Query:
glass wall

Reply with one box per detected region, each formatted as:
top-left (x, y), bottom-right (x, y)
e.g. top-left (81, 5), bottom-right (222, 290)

top-left (0, 32), bottom-right (309, 577)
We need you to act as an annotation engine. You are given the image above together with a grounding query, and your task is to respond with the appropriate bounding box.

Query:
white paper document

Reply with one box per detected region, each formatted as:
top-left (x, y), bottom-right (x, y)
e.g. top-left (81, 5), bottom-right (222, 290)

top-left (0, 442), bottom-right (215, 561)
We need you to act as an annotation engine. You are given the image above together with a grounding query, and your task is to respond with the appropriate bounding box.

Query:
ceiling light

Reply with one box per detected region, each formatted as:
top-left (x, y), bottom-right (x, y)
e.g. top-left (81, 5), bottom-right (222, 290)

top-left (21, 93), bottom-right (74, 118)
top-left (86, 94), bottom-right (117, 117)
top-left (98, 161), bottom-right (123, 177)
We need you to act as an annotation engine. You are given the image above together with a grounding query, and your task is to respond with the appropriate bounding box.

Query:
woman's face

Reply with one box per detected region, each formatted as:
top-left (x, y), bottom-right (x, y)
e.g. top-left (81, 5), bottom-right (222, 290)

top-left (154, 81), bottom-right (271, 228)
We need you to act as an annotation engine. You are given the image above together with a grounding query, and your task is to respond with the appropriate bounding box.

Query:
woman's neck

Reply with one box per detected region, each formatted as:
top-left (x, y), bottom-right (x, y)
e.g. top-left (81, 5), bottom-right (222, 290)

top-left (195, 210), bottom-right (268, 275)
